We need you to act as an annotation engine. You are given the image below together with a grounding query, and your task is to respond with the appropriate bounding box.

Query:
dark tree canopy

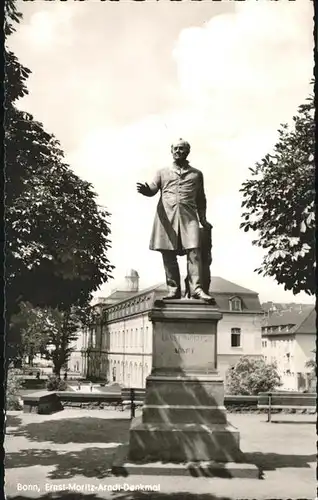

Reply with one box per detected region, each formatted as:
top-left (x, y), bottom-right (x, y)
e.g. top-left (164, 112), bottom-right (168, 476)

top-left (5, 0), bottom-right (114, 323)
top-left (240, 87), bottom-right (315, 295)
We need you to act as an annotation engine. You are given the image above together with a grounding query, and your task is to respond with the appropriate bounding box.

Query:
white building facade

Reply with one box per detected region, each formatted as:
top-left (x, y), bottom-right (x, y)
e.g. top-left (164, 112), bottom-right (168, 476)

top-left (82, 274), bottom-right (264, 388)
top-left (261, 305), bottom-right (315, 391)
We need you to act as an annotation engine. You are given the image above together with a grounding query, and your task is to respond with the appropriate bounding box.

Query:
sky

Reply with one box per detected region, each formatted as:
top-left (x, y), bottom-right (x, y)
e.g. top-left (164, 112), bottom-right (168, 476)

top-left (9, 0), bottom-right (314, 304)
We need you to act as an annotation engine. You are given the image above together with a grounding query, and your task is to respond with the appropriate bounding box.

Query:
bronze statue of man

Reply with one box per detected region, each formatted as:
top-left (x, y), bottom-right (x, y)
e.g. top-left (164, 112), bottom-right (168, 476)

top-left (137, 138), bottom-right (213, 303)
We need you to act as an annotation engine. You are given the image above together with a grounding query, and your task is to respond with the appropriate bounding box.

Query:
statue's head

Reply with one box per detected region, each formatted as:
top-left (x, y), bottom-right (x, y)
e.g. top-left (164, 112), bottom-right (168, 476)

top-left (171, 138), bottom-right (190, 162)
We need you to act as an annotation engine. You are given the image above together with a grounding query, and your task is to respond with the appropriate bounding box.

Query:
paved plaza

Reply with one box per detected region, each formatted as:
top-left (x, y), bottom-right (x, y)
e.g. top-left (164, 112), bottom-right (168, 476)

top-left (4, 409), bottom-right (316, 500)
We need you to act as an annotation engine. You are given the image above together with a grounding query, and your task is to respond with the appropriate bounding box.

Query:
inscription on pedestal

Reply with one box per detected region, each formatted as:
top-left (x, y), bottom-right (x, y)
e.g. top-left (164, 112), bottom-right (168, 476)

top-left (154, 323), bottom-right (216, 372)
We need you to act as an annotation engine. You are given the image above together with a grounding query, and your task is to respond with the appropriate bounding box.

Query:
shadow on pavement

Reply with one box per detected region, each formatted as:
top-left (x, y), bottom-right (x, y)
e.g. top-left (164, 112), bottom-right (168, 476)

top-left (269, 420), bottom-right (316, 425)
top-left (8, 418), bottom-right (131, 444)
top-left (6, 446), bottom-right (119, 479)
top-left (111, 493), bottom-right (231, 500)
top-left (7, 492), bottom-right (232, 500)
top-left (6, 415), bottom-right (22, 428)
top-left (6, 445), bottom-right (315, 482)
top-left (244, 452), bottom-right (316, 471)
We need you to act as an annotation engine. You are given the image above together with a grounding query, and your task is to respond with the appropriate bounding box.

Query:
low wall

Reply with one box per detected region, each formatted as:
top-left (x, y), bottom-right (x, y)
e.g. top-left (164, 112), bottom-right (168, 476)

top-left (52, 392), bottom-right (316, 413)
top-left (57, 391), bottom-right (122, 409)
top-left (225, 395), bottom-right (259, 413)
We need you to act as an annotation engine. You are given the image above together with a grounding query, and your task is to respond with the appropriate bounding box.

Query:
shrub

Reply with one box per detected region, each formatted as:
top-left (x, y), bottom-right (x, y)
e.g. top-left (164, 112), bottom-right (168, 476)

top-left (226, 356), bottom-right (282, 395)
top-left (46, 375), bottom-right (68, 392)
top-left (6, 369), bottom-right (23, 410)
top-left (305, 357), bottom-right (316, 392)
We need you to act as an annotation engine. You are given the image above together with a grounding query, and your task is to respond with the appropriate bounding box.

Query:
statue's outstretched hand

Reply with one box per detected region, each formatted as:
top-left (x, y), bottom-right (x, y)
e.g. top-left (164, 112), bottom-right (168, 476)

top-left (137, 182), bottom-right (152, 196)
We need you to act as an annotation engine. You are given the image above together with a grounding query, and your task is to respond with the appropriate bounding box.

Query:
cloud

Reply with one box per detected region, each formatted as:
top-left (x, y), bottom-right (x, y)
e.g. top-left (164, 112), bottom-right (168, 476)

top-left (16, 5), bottom-right (75, 50)
top-left (174, 0), bottom-right (312, 98)
top-left (13, 0), bottom-right (314, 303)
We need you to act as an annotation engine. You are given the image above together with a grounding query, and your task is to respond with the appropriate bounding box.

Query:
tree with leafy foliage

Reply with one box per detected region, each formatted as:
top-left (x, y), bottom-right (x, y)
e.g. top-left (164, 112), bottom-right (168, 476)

top-left (240, 86), bottom-right (315, 295)
top-left (226, 356), bottom-right (282, 395)
top-left (6, 369), bottom-right (23, 410)
top-left (9, 302), bottom-right (51, 365)
top-left (42, 307), bottom-right (83, 377)
top-left (17, 304), bottom-right (90, 377)
top-left (4, 1), bottom-right (114, 357)
top-left (305, 354), bottom-right (316, 392)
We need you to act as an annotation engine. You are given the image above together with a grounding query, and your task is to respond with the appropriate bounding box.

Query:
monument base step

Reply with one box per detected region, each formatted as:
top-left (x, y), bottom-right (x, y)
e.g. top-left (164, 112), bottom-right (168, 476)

top-left (112, 444), bottom-right (260, 479)
top-left (128, 416), bottom-right (241, 462)
top-left (142, 404), bottom-right (228, 424)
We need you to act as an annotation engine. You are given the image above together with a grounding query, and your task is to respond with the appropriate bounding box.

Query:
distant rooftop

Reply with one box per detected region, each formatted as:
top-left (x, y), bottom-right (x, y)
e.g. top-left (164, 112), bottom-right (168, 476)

top-left (93, 276), bottom-right (262, 315)
top-left (209, 277), bottom-right (257, 295)
top-left (262, 304), bottom-right (316, 335)
top-left (262, 302), bottom-right (313, 313)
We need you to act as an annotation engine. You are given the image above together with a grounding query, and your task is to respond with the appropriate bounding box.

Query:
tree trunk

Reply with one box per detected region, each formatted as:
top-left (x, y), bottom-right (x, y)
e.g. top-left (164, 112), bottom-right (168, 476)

top-left (53, 364), bottom-right (61, 378)
top-left (53, 355), bottom-right (65, 378)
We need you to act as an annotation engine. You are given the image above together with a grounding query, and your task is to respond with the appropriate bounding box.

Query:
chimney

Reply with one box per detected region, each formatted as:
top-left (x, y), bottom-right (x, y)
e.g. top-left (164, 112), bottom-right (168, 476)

top-left (125, 269), bottom-right (139, 292)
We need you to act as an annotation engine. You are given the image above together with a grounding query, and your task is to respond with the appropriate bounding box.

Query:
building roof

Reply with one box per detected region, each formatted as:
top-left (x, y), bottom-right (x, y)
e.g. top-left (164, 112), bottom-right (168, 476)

top-left (296, 308), bottom-right (317, 334)
top-left (103, 276), bottom-right (262, 314)
top-left (262, 305), bottom-right (316, 335)
top-left (261, 302), bottom-right (311, 313)
top-left (208, 277), bottom-right (257, 295)
top-left (98, 290), bottom-right (138, 305)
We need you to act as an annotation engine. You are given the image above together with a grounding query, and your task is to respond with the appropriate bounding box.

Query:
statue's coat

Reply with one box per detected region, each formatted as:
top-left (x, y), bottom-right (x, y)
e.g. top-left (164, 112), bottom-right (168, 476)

top-left (148, 163), bottom-right (207, 252)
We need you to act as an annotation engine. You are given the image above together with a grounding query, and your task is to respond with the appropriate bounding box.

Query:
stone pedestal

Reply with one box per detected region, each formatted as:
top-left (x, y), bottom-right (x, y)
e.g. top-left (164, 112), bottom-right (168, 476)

top-left (128, 300), bottom-right (240, 463)
top-left (113, 299), bottom-right (259, 478)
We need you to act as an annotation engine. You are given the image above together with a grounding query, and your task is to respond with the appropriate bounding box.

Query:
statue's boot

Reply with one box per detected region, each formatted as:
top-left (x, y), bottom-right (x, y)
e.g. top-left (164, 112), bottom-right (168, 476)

top-left (161, 251), bottom-right (182, 300)
top-left (191, 288), bottom-right (215, 304)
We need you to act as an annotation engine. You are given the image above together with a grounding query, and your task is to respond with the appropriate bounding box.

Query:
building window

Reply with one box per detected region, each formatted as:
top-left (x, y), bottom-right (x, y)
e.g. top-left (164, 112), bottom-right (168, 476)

top-left (231, 328), bottom-right (241, 347)
top-left (262, 340), bottom-right (267, 348)
top-left (229, 297), bottom-right (242, 312)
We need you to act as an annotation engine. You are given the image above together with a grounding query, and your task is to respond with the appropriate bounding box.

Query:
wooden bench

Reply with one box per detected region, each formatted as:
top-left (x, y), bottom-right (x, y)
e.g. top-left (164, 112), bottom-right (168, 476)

top-left (121, 388), bottom-right (146, 418)
top-left (258, 392), bottom-right (316, 422)
top-left (23, 391), bottom-right (63, 415)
